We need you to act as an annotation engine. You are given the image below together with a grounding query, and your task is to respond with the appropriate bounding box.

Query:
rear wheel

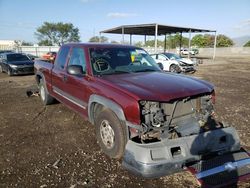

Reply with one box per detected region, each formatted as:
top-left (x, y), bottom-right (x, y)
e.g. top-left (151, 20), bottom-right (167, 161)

top-left (39, 79), bottom-right (54, 105)
top-left (170, 64), bottom-right (181, 73)
top-left (95, 108), bottom-right (127, 159)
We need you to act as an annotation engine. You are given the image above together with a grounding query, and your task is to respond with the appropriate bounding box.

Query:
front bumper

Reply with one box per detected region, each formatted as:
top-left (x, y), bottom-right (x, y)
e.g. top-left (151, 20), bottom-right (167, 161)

top-left (122, 127), bottom-right (241, 178)
top-left (180, 65), bottom-right (196, 72)
top-left (10, 66), bottom-right (34, 75)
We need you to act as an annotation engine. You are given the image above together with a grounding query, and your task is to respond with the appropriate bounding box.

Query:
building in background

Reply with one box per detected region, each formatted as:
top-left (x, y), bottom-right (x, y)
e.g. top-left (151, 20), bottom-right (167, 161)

top-left (0, 40), bottom-right (16, 50)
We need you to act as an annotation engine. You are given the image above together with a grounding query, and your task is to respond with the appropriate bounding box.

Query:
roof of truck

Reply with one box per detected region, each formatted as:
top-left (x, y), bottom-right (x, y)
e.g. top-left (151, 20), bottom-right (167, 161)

top-left (62, 43), bottom-right (138, 48)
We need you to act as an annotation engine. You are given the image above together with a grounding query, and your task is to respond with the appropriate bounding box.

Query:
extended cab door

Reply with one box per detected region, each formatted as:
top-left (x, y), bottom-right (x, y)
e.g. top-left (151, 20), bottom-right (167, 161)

top-left (52, 46), bottom-right (89, 117)
top-left (63, 47), bottom-right (90, 116)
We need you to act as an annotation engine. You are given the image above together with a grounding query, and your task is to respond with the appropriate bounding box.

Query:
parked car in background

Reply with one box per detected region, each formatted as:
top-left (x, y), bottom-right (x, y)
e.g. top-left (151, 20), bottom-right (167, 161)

top-left (42, 52), bottom-right (57, 62)
top-left (151, 52), bottom-right (196, 73)
top-left (0, 53), bottom-right (34, 76)
top-left (0, 50), bottom-right (14, 54)
top-left (179, 48), bottom-right (199, 56)
top-left (26, 54), bottom-right (39, 60)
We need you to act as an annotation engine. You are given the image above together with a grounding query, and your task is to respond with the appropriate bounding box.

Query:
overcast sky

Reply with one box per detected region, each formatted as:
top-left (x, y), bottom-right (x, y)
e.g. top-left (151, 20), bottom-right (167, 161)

top-left (0, 0), bottom-right (249, 43)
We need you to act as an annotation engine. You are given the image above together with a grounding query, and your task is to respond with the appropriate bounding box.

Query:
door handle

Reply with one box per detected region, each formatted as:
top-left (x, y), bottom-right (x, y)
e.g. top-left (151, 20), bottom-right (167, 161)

top-left (63, 75), bottom-right (68, 82)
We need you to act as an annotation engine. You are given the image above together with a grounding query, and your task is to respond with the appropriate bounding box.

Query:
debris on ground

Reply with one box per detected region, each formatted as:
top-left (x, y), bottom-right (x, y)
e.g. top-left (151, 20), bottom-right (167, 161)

top-left (26, 90), bottom-right (40, 97)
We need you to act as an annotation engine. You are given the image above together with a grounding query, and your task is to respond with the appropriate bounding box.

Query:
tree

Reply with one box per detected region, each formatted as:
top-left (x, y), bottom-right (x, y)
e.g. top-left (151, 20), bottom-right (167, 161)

top-left (216, 34), bottom-right (234, 47)
top-left (89, 36), bottom-right (108, 43)
top-left (191, 34), bottom-right (207, 47)
top-left (35, 22), bottom-right (80, 46)
top-left (191, 34), bottom-right (233, 48)
top-left (110, 40), bottom-right (119, 44)
top-left (243, 40), bottom-right (250, 47)
top-left (21, 41), bottom-right (33, 46)
top-left (38, 39), bottom-right (53, 46)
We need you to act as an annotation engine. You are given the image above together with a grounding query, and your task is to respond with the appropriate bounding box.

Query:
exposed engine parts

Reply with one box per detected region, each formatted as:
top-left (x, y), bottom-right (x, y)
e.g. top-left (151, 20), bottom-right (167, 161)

top-left (136, 93), bottom-right (222, 143)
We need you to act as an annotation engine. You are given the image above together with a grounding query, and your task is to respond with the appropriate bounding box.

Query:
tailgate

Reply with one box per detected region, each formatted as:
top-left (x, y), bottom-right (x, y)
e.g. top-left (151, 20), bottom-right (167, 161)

top-left (187, 149), bottom-right (250, 188)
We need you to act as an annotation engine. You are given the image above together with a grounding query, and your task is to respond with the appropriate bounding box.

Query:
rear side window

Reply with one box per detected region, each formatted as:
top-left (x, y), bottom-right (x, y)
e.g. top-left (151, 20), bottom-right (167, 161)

top-left (68, 47), bottom-right (86, 72)
top-left (54, 46), bottom-right (70, 69)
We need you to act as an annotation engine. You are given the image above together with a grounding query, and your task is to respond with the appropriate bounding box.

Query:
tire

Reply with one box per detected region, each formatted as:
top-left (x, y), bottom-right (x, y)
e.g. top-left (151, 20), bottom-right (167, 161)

top-left (39, 79), bottom-right (54, 105)
top-left (95, 108), bottom-right (127, 159)
top-left (7, 68), bottom-right (13, 76)
top-left (170, 64), bottom-right (181, 73)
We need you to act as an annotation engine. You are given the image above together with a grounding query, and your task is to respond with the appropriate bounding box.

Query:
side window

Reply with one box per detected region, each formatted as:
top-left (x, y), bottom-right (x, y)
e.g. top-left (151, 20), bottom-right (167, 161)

top-left (54, 46), bottom-right (70, 69)
top-left (158, 55), bottom-right (166, 61)
top-left (151, 55), bottom-right (156, 59)
top-left (68, 47), bottom-right (86, 72)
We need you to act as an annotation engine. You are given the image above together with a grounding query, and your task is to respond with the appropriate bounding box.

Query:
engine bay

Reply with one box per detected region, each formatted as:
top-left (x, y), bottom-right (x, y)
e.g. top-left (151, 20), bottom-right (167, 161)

top-left (135, 92), bottom-right (223, 143)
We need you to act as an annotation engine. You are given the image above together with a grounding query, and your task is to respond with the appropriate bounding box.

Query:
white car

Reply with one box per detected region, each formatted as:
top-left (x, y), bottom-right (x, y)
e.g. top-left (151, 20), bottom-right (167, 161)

top-left (151, 53), bottom-right (196, 73)
top-left (180, 48), bottom-right (198, 56)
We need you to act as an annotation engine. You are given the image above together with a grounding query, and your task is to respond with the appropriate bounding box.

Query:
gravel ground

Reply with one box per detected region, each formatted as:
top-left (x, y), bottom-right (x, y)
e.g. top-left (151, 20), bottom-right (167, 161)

top-left (0, 56), bottom-right (250, 187)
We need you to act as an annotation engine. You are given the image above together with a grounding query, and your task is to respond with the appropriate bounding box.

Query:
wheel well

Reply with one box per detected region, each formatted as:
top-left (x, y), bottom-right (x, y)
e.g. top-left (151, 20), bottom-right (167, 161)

top-left (91, 102), bottom-right (105, 124)
top-left (36, 74), bottom-right (42, 85)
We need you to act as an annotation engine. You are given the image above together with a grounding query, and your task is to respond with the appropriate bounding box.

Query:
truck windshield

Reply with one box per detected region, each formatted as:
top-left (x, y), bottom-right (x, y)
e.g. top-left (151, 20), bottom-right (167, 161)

top-left (89, 47), bottom-right (161, 75)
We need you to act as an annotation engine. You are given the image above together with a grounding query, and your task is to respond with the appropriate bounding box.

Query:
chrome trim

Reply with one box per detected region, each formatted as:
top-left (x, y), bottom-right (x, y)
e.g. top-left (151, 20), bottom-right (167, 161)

top-left (53, 87), bottom-right (86, 109)
top-left (196, 158), bottom-right (250, 179)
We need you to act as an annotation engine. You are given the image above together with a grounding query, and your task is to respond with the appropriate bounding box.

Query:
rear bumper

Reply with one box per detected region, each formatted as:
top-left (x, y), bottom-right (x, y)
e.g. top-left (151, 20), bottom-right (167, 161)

top-left (122, 127), bottom-right (241, 178)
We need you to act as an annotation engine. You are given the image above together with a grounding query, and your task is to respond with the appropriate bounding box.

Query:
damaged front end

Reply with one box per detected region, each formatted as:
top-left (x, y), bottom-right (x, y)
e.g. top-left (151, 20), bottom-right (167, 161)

top-left (123, 92), bottom-right (250, 185)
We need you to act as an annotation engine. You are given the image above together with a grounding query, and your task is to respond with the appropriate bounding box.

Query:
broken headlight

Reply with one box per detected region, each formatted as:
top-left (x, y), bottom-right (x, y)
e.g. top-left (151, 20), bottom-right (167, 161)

top-left (140, 100), bottom-right (166, 128)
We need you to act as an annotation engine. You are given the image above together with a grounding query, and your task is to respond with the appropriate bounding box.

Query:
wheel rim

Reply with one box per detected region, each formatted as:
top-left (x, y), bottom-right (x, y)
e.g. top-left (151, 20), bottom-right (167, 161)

top-left (170, 65), bottom-right (177, 72)
top-left (100, 120), bottom-right (115, 149)
top-left (40, 85), bottom-right (45, 101)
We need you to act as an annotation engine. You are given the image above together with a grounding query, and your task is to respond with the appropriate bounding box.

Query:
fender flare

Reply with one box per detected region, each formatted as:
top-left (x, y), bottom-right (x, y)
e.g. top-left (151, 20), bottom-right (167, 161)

top-left (88, 94), bottom-right (126, 124)
top-left (35, 71), bottom-right (45, 84)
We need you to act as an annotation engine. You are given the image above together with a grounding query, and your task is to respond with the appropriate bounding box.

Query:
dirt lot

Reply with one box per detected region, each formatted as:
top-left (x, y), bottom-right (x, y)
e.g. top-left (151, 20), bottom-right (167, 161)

top-left (0, 57), bottom-right (250, 188)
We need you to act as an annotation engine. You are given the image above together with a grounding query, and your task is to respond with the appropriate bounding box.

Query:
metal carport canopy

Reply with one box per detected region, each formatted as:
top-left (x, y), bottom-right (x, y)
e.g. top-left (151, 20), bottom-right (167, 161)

top-left (100, 23), bottom-right (217, 59)
top-left (100, 23), bottom-right (214, 35)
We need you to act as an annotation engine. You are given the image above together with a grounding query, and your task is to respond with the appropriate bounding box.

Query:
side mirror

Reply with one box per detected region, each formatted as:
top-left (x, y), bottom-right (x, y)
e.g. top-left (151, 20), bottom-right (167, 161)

top-left (67, 65), bottom-right (85, 76)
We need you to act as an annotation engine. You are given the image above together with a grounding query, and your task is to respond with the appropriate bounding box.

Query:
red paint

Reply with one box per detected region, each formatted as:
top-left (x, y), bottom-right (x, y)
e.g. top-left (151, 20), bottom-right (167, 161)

top-left (35, 43), bottom-right (214, 126)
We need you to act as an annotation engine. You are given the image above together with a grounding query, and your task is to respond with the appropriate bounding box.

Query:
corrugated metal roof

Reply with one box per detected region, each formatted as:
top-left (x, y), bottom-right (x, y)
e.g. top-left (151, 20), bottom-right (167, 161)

top-left (100, 23), bottom-right (215, 35)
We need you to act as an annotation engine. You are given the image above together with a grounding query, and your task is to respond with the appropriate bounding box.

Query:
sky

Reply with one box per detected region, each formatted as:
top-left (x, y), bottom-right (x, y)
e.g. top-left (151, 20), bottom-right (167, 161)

top-left (0, 0), bottom-right (250, 43)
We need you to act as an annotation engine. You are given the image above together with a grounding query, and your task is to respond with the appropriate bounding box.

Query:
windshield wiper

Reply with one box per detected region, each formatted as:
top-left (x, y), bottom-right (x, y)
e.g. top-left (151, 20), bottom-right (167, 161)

top-left (98, 70), bottom-right (131, 75)
top-left (133, 69), bottom-right (157, 73)
top-left (114, 70), bottom-right (131, 74)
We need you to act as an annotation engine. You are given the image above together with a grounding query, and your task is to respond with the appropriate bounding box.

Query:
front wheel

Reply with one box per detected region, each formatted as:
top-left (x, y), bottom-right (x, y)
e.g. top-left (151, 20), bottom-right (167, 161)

top-left (95, 108), bottom-right (127, 159)
top-left (7, 68), bottom-right (13, 76)
top-left (170, 64), bottom-right (181, 73)
top-left (39, 80), bottom-right (54, 105)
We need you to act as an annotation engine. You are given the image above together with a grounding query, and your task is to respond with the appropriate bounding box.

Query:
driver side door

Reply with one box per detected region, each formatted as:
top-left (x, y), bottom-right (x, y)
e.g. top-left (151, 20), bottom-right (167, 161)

top-left (62, 47), bottom-right (89, 117)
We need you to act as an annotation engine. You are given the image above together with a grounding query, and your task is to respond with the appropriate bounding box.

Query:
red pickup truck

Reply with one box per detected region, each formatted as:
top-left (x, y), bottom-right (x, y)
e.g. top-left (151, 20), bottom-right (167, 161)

top-left (35, 43), bottom-right (250, 187)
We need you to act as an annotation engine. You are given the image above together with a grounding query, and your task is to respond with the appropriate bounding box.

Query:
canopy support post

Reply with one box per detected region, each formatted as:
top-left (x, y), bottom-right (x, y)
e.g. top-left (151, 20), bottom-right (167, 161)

top-left (213, 31), bottom-right (217, 60)
top-left (188, 29), bottom-right (191, 59)
top-left (122, 26), bottom-right (124, 44)
top-left (154, 24), bottom-right (158, 53)
top-left (179, 32), bottom-right (182, 56)
top-left (130, 34), bottom-right (132, 45)
top-left (164, 34), bottom-right (167, 53)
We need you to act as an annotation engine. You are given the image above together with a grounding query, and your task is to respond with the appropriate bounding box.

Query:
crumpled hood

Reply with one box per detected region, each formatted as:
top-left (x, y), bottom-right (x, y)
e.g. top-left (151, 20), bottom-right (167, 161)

top-left (100, 72), bottom-right (214, 102)
top-left (178, 58), bottom-right (195, 65)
